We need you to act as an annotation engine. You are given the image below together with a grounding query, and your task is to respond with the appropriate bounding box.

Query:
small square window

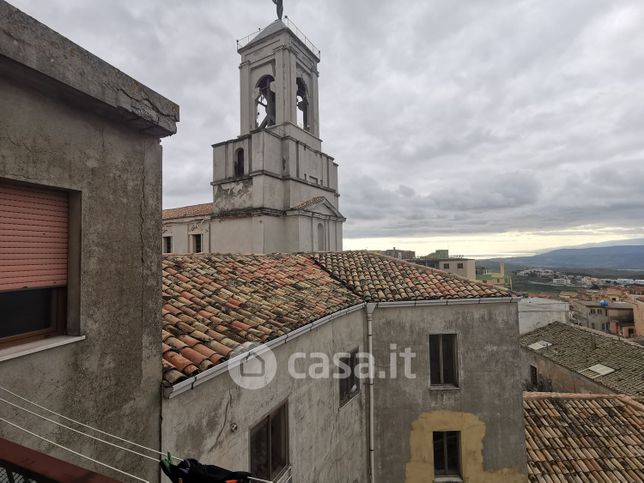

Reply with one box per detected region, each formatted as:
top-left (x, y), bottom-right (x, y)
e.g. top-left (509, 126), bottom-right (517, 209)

top-left (433, 431), bottom-right (460, 477)
top-left (443, 263), bottom-right (450, 269)
top-left (190, 234), bottom-right (203, 253)
top-left (429, 334), bottom-right (458, 387)
top-left (163, 236), bottom-right (172, 254)
top-left (339, 349), bottom-right (360, 405)
top-left (457, 263), bottom-right (464, 269)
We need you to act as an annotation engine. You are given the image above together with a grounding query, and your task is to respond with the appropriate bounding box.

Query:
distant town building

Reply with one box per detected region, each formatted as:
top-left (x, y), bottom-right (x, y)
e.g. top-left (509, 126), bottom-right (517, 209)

top-left (524, 392), bottom-right (644, 482)
top-left (163, 18), bottom-right (344, 254)
top-left (520, 322), bottom-right (643, 396)
top-left (518, 298), bottom-right (569, 335)
top-left (476, 261), bottom-right (512, 288)
top-left (571, 299), bottom-right (635, 336)
top-left (412, 249), bottom-right (476, 280)
top-left (382, 247), bottom-right (416, 259)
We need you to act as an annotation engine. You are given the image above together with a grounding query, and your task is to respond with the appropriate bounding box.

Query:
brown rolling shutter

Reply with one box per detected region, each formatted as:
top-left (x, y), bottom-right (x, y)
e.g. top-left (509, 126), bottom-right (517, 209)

top-left (0, 180), bottom-right (68, 292)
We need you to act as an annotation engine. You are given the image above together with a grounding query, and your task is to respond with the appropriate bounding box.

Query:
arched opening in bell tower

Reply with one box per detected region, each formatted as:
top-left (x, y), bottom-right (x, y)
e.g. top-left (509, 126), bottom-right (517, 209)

top-left (296, 77), bottom-right (310, 132)
top-left (255, 75), bottom-right (276, 129)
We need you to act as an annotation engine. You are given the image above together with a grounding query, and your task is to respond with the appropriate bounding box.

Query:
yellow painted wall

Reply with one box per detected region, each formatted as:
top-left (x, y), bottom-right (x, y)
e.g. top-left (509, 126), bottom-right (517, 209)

top-left (405, 411), bottom-right (527, 483)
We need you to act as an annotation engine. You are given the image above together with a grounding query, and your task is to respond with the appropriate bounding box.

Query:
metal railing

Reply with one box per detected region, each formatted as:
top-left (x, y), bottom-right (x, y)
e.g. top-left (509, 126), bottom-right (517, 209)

top-left (236, 17), bottom-right (321, 59)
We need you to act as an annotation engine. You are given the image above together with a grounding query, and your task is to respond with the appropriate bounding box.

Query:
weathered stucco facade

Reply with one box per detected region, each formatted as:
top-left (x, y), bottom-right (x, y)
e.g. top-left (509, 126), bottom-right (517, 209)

top-left (162, 308), bottom-right (369, 483)
top-left (0, 2), bottom-right (178, 481)
top-left (372, 302), bottom-right (528, 483)
top-left (163, 20), bottom-right (345, 254)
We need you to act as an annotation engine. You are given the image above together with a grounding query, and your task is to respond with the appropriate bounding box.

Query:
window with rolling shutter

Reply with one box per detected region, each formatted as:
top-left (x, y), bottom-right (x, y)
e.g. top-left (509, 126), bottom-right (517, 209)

top-left (0, 179), bottom-right (68, 346)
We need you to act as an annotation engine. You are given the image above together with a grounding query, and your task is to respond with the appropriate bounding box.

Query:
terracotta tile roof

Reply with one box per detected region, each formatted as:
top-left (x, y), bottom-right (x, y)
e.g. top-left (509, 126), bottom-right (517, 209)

top-left (521, 322), bottom-right (644, 396)
top-left (161, 254), bottom-right (362, 385)
top-left (162, 202), bottom-right (212, 220)
top-left (312, 251), bottom-right (511, 302)
top-left (291, 196), bottom-right (326, 210)
top-left (161, 251), bottom-right (514, 385)
top-left (524, 392), bottom-right (644, 482)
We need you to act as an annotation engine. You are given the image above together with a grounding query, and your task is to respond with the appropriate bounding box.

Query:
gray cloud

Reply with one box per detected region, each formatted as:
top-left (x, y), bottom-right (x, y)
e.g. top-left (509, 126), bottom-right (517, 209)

top-left (12, 0), bottom-right (644, 241)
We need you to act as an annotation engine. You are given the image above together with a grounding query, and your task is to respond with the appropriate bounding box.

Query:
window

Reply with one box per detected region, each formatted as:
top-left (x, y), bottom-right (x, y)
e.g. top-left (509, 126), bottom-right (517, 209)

top-left (443, 263), bottom-right (450, 269)
top-left (0, 180), bottom-right (71, 348)
top-left (433, 431), bottom-right (460, 478)
top-left (256, 75), bottom-right (276, 129)
top-left (457, 263), bottom-right (464, 269)
top-left (163, 236), bottom-right (172, 254)
top-left (530, 365), bottom-right (539, 388)
top-left (234, 148), bottom-right (245, 178)
top-left (429, 334), bottom-right (458, 387)
top-left (190, 234), bottom-right (203, 253)
top-left (250, 403), bottom-right (288, 480)
top-left (339, 349), bottom-right (360, 405)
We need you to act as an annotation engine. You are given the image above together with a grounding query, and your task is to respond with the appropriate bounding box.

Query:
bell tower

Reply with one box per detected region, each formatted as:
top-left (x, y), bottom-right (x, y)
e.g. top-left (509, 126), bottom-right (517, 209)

top-left (238, 19), bottom-right (321, 140)
top-left (207, 18), bottom-right (344, 254)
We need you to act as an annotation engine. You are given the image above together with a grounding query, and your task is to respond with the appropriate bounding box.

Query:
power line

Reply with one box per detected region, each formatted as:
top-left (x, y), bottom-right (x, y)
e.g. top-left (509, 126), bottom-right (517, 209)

top-left (0, 396), bottom-right (158, 462)
top-left (0, 417), bottom-right (149, 483)
top-left (0, 385), bottom-right (182, 462)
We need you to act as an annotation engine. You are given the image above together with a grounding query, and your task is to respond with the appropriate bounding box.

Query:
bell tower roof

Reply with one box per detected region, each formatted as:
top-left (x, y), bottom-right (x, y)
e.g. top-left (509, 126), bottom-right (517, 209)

top-left (237, 17), bottom-right (320, 60)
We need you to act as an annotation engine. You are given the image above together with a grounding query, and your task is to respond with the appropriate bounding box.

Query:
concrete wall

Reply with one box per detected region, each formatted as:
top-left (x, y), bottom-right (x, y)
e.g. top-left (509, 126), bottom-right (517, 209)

top-left (0, 4), bottom-right (178, 480)
top-left (520, 350), bottom-right (610, 395)
top-left (161, 309), bottom-right (368, 483)
top-left (518, 298), bottom-right (569, 335)
top-left (0, 61), bottom-right (164, 482)
top-left (371, 302), bottom-right (527, 483)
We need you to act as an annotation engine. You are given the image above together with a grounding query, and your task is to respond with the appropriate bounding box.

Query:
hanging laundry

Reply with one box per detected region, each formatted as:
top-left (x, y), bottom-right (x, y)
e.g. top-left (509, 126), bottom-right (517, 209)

top-left (160, 457), bottom-right (263, 483)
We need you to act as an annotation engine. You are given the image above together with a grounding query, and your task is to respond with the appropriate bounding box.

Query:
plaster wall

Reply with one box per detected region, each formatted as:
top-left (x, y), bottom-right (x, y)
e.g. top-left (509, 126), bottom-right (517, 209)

top-left (633, 299), bottom-right (644, 336)
top-left (161, 309), bottom-right (368, 483)
top-left (371, 303), bottom-right (527, 483)
top-left (518, 298), bottom-right (569, 335)
top-left (520, 350), bottom-right (611, 395)
top-left (0, 73), bottom-right (163, 482)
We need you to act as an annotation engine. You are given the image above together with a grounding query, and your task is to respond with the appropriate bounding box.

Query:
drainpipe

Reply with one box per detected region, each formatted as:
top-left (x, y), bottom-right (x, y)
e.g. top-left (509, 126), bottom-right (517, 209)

top-left (366, 302), bottom-right (376, 483)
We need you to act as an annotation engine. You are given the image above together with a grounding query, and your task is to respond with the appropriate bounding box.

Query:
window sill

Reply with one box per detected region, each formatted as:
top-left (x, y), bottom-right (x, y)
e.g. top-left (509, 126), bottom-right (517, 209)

top-left (429, 385), bottom-right (460, 391)
top-left (434, 477), bottom-right (463, 483)
top-left (0, 335), bottom-right (86, 363)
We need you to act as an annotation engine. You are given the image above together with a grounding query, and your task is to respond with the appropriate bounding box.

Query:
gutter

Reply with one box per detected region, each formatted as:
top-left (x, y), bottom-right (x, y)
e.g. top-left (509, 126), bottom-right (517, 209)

top-left (373, 296), bottom-right (519, 308)
top-left (164, 303), bottom-right (366, 399)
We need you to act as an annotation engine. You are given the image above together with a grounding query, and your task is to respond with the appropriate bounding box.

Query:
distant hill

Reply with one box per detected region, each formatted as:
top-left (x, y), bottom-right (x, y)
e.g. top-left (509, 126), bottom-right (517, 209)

top-left (500, 245), bottom-right (644, 270)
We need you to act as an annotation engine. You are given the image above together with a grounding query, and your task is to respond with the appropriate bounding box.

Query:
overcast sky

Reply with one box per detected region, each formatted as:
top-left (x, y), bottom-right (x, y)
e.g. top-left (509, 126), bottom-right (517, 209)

top-left (13, 0), bottom-right (644, 256)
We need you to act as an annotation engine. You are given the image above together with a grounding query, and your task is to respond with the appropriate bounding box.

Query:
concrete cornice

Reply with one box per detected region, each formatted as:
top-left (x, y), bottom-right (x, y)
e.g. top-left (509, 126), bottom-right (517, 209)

top-left (0, 0), bottom-right (179, 137)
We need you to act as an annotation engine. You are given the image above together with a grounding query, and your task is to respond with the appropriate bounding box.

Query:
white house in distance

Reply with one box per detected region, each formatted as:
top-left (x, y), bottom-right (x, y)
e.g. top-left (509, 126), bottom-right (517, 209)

top-left (163, 19), bottom-right (345, 254)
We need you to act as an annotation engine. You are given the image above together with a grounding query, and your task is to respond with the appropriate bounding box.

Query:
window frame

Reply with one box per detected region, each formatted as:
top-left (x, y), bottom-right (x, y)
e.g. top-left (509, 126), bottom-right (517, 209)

top-left (0, 179), bottom-right (80, 349)
top-left (0, 287), bottom-right (67, 350)
top-left (529, 365), bottom-right (539, 389)
top-left (162, 236), bottom-right (172, 254)
top-left (339, 348), bottom-right (360, 406)
top-left (429, 334), bottom-right (459, 388)
top-left (433, 431), bottom-right (461, 478)
top-left (190, 233), bottom-right (203, 253)
top-left (249, 402), bottom-right (289, 481)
